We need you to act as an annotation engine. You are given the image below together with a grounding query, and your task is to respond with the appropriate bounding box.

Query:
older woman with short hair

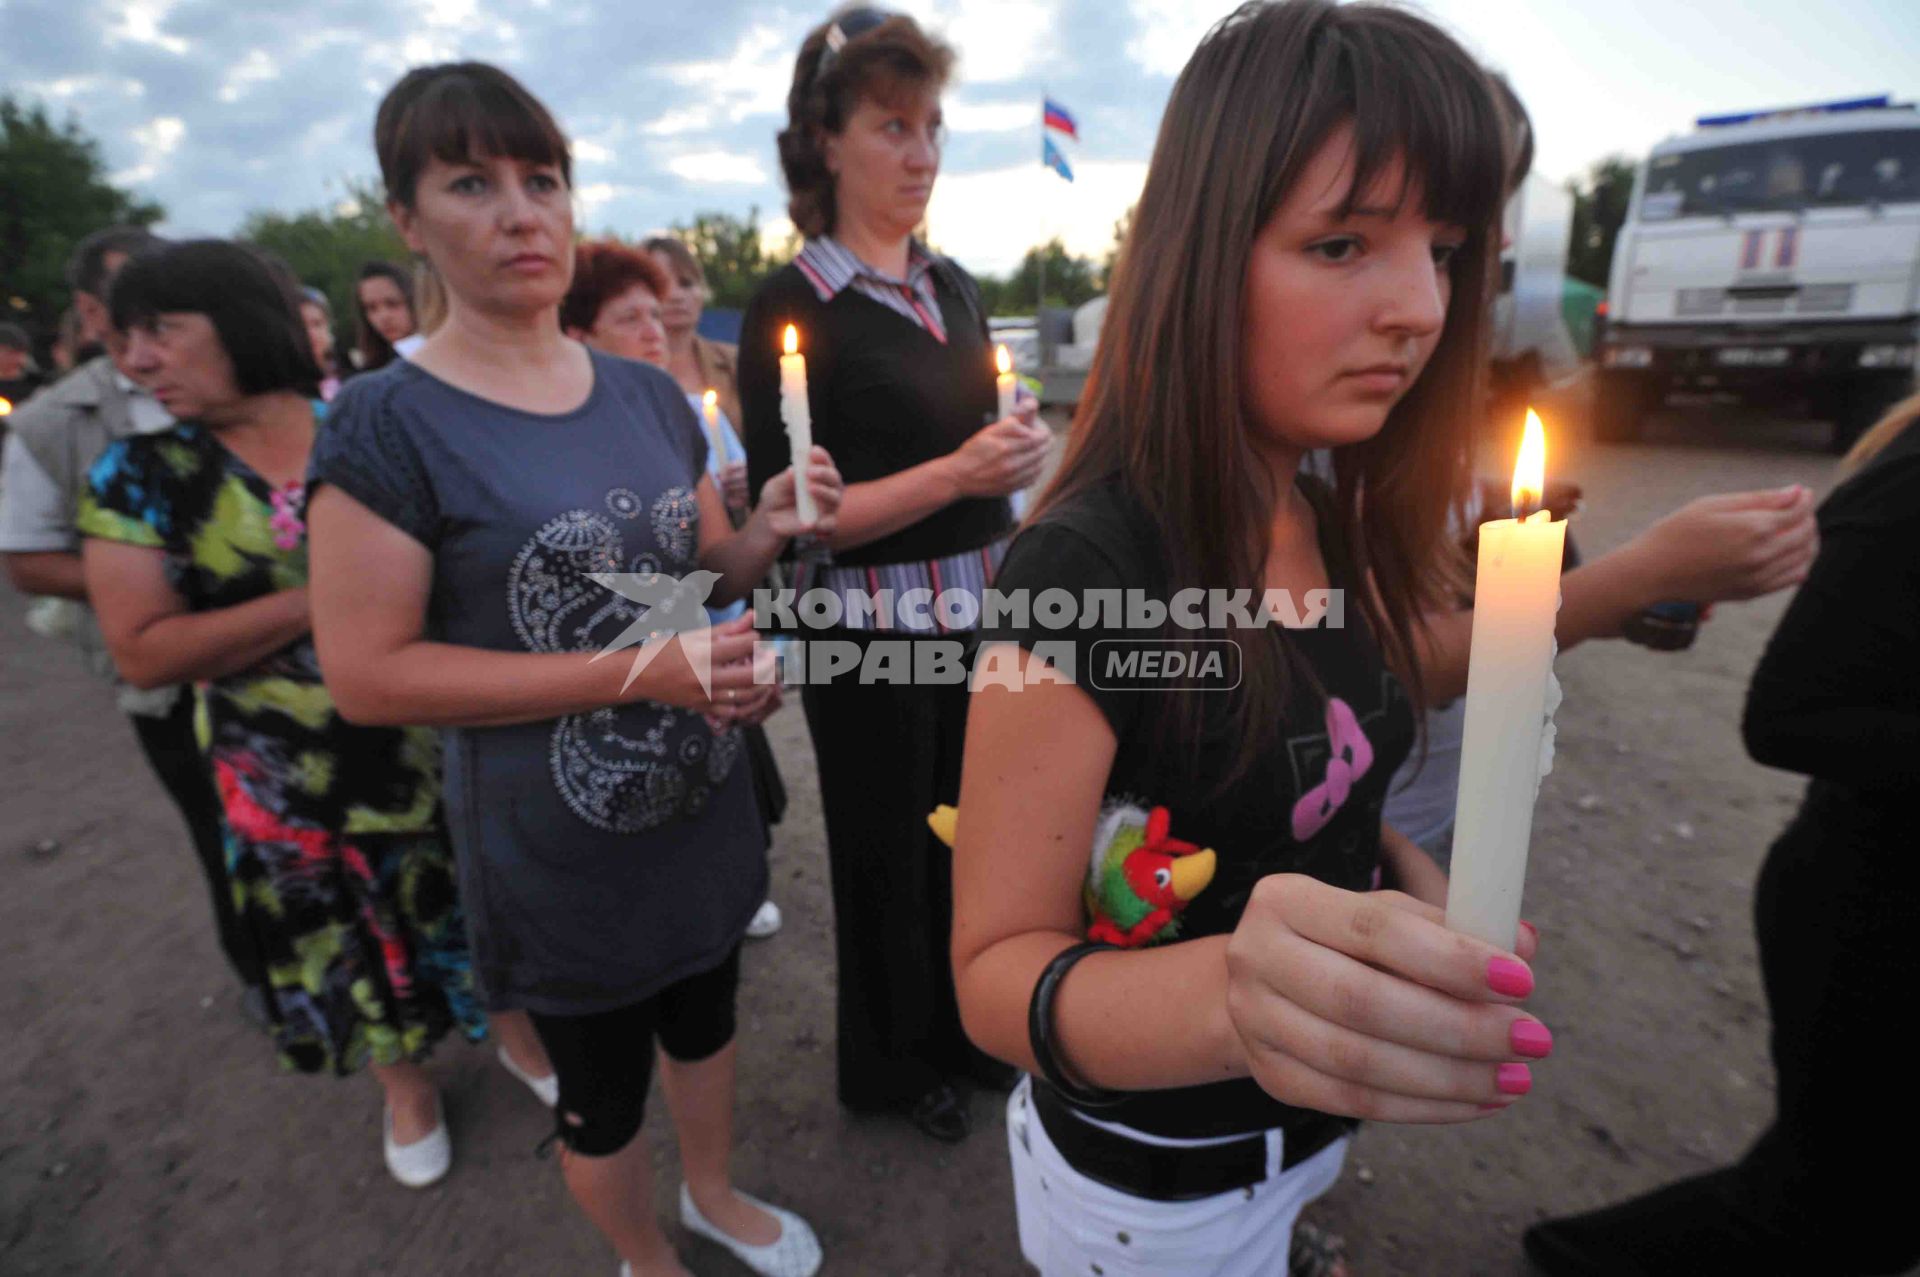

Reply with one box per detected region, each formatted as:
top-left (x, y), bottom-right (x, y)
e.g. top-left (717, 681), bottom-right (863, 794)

top-left (76, 239), bottom-right (548, 1191)
top-left (738, 6), bottom-right (1050, 1144)
top-left (561, 240), bottom-right (670, 368)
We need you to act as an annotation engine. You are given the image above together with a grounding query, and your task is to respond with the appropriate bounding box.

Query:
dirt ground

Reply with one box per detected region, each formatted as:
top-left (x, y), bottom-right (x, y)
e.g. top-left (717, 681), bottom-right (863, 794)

top-left (0, 388), bottom-right (1881, 1276)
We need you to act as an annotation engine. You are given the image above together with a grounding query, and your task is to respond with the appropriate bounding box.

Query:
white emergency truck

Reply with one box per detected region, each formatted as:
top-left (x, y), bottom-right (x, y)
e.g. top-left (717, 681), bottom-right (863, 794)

top-left (1596, 96), bottom-right (1920, 451)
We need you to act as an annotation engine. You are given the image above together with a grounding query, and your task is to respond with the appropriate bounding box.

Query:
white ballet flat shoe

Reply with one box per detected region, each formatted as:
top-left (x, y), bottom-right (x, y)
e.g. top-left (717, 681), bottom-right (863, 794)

top-left (746, 899), bottom-right (783, 939)
top-left (679, 1183), bottom-right (822, 1277)
top-left (383, 1096), bottom-right (450, 1189)
top-left (497, 1045), bottom-right (559, 1107)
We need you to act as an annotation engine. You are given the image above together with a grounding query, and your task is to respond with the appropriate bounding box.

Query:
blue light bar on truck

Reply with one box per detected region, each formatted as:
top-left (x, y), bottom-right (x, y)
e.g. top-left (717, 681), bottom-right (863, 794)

top-left (1697, 95), bottom-right (1894, 128)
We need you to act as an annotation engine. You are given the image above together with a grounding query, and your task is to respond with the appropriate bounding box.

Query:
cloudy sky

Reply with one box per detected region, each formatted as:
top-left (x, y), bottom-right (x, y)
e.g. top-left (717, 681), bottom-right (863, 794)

top-left (7, 0), bottom-right (1918, 277)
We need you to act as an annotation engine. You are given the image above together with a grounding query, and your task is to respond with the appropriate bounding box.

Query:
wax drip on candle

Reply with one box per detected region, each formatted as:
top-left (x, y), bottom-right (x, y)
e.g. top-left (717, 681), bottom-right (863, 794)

top-left (1535, 658), bottom-right (1563, 793)
top-left (1534, 587), bottom-right (1566, 790)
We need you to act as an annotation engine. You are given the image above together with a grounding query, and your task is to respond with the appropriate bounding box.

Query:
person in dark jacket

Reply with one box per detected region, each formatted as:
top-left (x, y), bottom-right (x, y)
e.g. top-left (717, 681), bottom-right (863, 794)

top-left (1526, 394), bottom-right (1920, 1277)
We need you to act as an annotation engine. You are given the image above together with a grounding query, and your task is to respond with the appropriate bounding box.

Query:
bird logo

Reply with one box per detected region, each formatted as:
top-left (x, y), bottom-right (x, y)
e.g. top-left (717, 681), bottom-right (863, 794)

top-left (587, 569), bottom-right (723, 693)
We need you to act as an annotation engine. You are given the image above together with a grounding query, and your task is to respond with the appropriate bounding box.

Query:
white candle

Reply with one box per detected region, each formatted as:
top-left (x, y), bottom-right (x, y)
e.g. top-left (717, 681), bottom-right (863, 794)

top-left (1445, 409), bottom-right (1567, 950)
top-left (702, 388), bottom-right (725, 463)
top-left (778, 324), bottom-right (818, 526)
top-left (995, 343), bottom-right (1017, 420)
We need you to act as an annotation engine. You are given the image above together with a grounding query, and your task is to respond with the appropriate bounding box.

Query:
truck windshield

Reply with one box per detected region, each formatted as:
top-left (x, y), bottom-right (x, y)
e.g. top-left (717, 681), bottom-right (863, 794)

top-left (1640, 128), bottom-right (1920, 219)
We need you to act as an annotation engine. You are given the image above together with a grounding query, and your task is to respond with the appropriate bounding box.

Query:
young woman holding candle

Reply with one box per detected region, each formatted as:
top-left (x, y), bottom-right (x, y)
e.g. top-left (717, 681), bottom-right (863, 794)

top-left (738, 6), bottom-right (1050, 1144)
top-left (306, 63), bottom-right (839, 1277)
top-left (1523, 395), bottom-right (1920, 1276)
top-left (949, 4), bottom-right (1550, 1272)
top-left (1377, 74), bottom-right (1819, 869)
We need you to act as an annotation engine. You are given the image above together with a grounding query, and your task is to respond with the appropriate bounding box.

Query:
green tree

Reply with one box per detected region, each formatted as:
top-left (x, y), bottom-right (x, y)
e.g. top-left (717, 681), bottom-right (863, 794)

top-left (975, 239), bottom-right (1104, 318)
top-left (1566, 155), bottom-right (1637, 289)
top-left (240, 178), bottom-right (408, 349)
top-left (1013, 237), bottom-right (1101, 312)
top-left (668, 207), bottom-right (794, 310)
top-left (0, 95), bottom-right (164, 335)
top-left (1102, 204), bottom-right (1135, 287)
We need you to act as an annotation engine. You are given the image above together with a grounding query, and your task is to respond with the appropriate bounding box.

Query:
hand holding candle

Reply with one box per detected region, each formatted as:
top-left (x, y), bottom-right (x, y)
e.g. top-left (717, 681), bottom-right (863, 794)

top-left (1445, 409), bottom-right (1567, 950)
top-left (778, 324), bottom-right (818, 526)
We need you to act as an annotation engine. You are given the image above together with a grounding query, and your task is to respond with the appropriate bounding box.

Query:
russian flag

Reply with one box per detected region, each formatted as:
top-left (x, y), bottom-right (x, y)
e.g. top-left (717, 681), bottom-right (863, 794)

top-left (1043, 134), bottom-right (1074, 182)
top-left (1043, 96), bottom-right (1079, 140)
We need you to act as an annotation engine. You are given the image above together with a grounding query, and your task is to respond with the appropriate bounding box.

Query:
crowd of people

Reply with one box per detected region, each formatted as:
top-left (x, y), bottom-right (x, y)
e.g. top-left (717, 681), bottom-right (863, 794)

top-left (3, 2), bottom-right (1914, 1275)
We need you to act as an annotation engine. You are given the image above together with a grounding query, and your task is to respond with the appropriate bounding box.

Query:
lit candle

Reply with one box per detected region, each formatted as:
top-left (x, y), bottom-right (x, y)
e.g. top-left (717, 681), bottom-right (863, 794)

top-left (995, 343), bottom-right (1017, 420)
top-left (0, 396), bottom-right (13, 417)
top-left (1445, 409), bottom-right (1567, 950)
top-left (702, 388), bottom-right (725, 463)
top-left (778, 324), bottom-right (817, 526)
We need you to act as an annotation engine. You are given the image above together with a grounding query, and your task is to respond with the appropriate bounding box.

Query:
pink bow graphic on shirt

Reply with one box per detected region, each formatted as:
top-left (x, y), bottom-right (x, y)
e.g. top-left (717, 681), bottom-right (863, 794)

top-left (269, 483), bottom-right (305, 551)
top-left (1290, 697), bottom-right (1374, 842)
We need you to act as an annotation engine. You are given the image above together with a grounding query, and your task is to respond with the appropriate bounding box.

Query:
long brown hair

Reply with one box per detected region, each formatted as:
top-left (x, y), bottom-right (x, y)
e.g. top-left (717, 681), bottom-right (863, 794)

top-left (1840, 392), bottom-right (1920, 475)
top-left (1036, 0), bottom-right (1507, 785)
top-left (353, 260), bottom-right (414, 371)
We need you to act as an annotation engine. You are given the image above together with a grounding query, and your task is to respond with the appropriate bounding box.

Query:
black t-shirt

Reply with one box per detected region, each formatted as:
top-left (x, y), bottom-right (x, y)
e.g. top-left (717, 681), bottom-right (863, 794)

top-left (1745, 419), bottom-right (1920, 805)
top-left (736, 262), bottom-right (1013, 567)
top-left (988, 477), bottom-right (1416, 1139)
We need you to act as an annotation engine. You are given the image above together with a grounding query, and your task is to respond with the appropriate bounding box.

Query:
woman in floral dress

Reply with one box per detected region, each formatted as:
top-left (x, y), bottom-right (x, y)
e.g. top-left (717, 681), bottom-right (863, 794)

top-left (77, 238), bottom-right (554, 1188)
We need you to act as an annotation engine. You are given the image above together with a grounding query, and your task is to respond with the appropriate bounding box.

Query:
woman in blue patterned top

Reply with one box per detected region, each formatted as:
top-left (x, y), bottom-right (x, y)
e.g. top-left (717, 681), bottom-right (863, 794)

top-left (307, 64), bottom-right (841, 1277)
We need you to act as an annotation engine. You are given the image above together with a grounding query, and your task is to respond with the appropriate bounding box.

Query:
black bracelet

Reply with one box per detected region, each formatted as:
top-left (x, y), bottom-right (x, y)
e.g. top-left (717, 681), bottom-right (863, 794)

top-left (1028, 941), bottom-right (1125, 1108)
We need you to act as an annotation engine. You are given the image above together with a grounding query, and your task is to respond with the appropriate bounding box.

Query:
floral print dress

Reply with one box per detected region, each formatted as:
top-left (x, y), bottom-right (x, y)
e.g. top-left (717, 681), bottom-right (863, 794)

top-left (77, 420), bottom-right (486, 1074)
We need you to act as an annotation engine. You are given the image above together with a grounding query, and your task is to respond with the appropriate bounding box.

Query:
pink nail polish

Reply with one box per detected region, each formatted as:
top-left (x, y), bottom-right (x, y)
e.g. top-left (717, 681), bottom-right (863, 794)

top-left (1510, 1020), bottom-right (1553, 1058)
top-left (1497, 1063), bottom-right (1532, 1095)
top-left (1487, 957), bottom-right (1534, 998)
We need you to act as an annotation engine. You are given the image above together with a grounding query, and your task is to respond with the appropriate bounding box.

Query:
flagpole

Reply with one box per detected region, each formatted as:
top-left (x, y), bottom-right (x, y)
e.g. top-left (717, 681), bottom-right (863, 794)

top-left (1037, 90), bottom-right (1050, 368)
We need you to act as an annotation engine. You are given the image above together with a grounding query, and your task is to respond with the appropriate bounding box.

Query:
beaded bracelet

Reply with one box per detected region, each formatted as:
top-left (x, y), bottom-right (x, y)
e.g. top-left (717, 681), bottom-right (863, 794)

top-left (1027, 940), bottom-right (1125, 1108)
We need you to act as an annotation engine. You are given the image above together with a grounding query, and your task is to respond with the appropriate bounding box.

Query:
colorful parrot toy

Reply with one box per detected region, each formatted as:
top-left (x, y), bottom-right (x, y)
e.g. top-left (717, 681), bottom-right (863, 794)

top-left (926, 801), bottom-right (1215, 948)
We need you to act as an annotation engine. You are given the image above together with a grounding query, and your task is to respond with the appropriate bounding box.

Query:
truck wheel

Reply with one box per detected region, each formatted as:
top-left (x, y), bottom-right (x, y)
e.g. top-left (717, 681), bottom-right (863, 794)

top-left (1593, 373), bottom-right (1649, 443)
top-left (1828, 378), bottom-right (1912, 455)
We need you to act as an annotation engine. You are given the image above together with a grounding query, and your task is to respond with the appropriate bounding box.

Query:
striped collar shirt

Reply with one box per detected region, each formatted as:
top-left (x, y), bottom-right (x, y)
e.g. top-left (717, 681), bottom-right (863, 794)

top-left (793, 236), bottom-right (948, 344)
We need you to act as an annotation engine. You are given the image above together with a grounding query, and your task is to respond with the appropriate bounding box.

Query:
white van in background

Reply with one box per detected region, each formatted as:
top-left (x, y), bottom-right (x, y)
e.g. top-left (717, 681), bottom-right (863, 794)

top-left (1596, 96), bottom-right (1920, 451)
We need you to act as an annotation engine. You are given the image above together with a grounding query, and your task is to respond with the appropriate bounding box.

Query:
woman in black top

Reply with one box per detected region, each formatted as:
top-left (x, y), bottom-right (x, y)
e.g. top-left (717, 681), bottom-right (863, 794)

top-left (950, 5), bottom-right (1550, 1272)
top-left (738, 7), bottom-right (1051, 1143)
top-left (1524, 397), bottom-right (1920, 1276)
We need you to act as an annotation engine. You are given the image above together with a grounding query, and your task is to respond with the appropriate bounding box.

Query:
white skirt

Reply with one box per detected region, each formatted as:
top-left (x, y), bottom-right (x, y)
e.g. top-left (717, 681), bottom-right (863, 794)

top-left (1006, 1075), bottom-right (1349, 1277)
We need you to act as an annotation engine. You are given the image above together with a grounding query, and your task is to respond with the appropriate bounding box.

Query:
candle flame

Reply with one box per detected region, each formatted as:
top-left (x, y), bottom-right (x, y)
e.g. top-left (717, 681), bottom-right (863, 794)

top-left (0, 396), bottom-right (12, 417)
top-left (1512, 408), bottom-right (1547, 517)
top-left (782, 324), bottom-right (798, 356)
top-left (702, 388), bottom-right (717, 408)
top-left (995, 343), bottom-right (1011, 376)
